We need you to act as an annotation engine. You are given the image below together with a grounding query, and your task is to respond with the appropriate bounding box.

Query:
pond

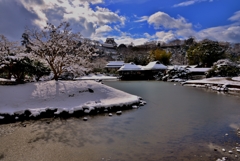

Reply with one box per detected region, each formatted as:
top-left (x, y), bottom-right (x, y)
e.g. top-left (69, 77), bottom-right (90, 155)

top-left (0, 81), bottom-right (240, 161)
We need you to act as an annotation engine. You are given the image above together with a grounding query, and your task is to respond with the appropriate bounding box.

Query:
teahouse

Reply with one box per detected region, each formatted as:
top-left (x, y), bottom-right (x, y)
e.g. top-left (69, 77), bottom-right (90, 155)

top-left (118, 61), bottom-right (167, 80)
top-left (118, 62), bottom-right (143, 80)
top-left (142, 61), bottom-right (167, 79)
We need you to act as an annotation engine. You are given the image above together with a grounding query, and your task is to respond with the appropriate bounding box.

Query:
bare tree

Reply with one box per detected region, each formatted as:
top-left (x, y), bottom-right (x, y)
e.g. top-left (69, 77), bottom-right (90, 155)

top-left (22, 22), bottom-right (95, 80)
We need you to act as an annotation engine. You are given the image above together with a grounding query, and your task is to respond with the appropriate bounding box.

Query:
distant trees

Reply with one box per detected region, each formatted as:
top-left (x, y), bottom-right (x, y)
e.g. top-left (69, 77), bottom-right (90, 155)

top-left (226, 43), bottom-right (240, 62)
top-left (22, 22), bottom-right (96, 81)
top-left (149, 48), bottom-right (171, 65)
top-left (124, 52), bottom-right (149, 65)
top-left (187, 39), bottom-right (226, 67)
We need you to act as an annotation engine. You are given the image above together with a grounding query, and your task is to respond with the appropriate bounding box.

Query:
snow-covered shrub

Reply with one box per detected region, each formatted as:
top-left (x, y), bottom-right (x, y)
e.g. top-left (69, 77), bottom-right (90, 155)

top-left (206, 59), bottom-right (240, 78)
top-left (0, 55), bottom-right (50, 83)
top-left (162, 66), bottom-right (190, 81)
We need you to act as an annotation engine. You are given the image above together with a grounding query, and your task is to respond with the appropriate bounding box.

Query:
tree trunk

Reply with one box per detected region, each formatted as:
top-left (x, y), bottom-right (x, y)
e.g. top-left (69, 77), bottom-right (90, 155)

top-left (54, 74), bottom-right (59, 81)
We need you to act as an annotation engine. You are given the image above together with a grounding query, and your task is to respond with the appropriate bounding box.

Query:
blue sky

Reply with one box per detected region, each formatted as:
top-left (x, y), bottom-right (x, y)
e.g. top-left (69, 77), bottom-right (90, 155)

top-left (0, 0), bottom-right (239, 45)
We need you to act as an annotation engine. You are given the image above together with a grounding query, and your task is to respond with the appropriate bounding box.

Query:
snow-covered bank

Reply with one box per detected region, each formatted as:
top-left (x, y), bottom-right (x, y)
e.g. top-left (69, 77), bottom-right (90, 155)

top-left (0, 80), bottom-right (143, 123)
top-left (75, 74), bottom-right (118, 80)
top-left (182, 77), bottom-right (240, 93)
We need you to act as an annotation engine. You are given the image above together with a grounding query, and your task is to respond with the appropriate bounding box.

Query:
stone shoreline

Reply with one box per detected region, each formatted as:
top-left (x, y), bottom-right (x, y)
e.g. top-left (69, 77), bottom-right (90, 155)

top-left (182, 77), bottom-right (240, 95)
top-left (0, 101), bottom-right (146, 124)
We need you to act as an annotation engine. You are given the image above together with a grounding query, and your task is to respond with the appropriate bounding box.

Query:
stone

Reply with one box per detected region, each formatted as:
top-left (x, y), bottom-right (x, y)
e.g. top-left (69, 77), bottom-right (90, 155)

top-left (68, 94), bottom-right (74, 97)
top-left (236, 148), bottom-right (240, 152)
top-left (88, 88), bottom-right (94, 93)
top-left (116, 111), bottom-right (122, 115)
top-left (132, 105), bottom-right (138, 109)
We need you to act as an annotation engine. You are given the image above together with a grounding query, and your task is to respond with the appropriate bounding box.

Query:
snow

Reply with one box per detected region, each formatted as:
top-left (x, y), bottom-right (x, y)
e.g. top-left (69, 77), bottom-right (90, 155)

top-left (184, 77), bottom-right (240, 85)
top-left (102, 43), bottom-right (116, 48)
top-left (118, 62), bottom-right (142, 71)
top-left (167, 65), bottom-right (198, 70)
top-left (105, 61), bottom-right (124, 68)
top-left (187, 68), bottom-right (211, 73)
top-left (0, 78), bottom-right (15, 82)
top-left (232, 77), bottom-right (240, 82)
top-left (106, 61), bottom-right (124, 66)
top-left (0, 80), bottom-right (140, 116)
top-left (183, 77), bottom-right (240, 92)
top-left (75, 74), bottom-right (118, 80)
top-left (143, 61), bottom-right (167, 70)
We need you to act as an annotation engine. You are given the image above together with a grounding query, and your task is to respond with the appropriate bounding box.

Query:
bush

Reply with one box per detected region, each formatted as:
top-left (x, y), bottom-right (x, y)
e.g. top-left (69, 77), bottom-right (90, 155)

top-left (0, 56), bottom-right (50, 82)
top-left (206, 59), bottom-right (240, 77)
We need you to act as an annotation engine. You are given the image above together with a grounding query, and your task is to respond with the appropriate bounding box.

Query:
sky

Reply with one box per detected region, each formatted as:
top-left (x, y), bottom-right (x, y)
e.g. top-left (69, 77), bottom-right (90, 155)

top-left (0, 0), bottom-right (240, 45)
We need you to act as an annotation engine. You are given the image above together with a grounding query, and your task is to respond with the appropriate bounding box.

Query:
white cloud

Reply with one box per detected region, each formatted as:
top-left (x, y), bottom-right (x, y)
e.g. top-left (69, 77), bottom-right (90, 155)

top-left (143, 33), bottom-right (151, 38)
top-left (15, 0), bottom-right (126, 38)
top-left (229, 10), bottom-right (240, 22)
top-left (115, 36), bottom-right (149, 46)
top-left (78, 0), bottom-right (103, 4)
top-left (194, 11), bottom-right (240, 43)
top-left (173, 1), bottom-right (195, 7)
top-left (173, 0), bottom-right (213, 8)
top-left (134, 16), bottom-right (149, 22)
top-left (148, 11), bottom-right (192, 30)
top-left (155, 31), bottom-right (177, 42)
top-left (95, 25), bottom-right (112, 34)
top-left (95, 6), bottom-right (126, 26)
top-left (197, 25), bottom-right (240, 43)
top-left (105, 0), bottom-right (151, 5)
top-left (176, 28), bottom-right (196, 38)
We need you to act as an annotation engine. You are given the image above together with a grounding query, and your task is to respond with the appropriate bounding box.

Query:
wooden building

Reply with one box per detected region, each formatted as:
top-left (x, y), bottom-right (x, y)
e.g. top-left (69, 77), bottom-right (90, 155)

top-left (118, 61), bottom-right (167, 80)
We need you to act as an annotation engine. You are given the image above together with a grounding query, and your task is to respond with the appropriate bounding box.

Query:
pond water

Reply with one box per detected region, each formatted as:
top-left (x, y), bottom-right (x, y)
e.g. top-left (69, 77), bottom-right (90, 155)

top-left (1, 81), bottom-right (240, 161)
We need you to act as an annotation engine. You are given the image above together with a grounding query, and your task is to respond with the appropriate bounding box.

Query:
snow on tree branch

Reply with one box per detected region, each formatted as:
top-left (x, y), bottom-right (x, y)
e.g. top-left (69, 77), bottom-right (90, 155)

top-left (22, 22), bottom-right (97, 80)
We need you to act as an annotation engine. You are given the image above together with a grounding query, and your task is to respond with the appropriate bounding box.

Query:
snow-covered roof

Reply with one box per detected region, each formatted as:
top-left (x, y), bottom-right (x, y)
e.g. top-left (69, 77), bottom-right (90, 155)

top-left (187, 68), bottom-right (211, 73)
top-left (167, 65), bottom-right (197, 70)
top-left (189, 65), bottom-right (198, 68)
top-left (143, 61), bottom-right (167, 70)
top-left (167, 66), bottom-right (174, 70)
top-left (105, 61), bottom-right (124, 68)
top-left (118, 62), bottom-right (142, 71)
top-left (102, 43), bottom-right (116, 48)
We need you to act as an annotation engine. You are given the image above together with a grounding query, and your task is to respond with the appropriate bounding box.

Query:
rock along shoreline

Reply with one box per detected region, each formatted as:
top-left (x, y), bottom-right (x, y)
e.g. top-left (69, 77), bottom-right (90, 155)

top-left (181, 77), bottom-right (240, 95)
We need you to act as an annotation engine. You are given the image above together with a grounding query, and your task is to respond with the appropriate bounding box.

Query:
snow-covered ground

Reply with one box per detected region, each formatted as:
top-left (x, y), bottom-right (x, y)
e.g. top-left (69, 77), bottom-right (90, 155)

top-left (183, 77), bottom-right (240, 93)
top-left (0, 80), bottom-right (141, 119)
top-left (184, 77), bottom-right (240, 85)
top-left (232, 76), bottom-right (240, 82)
top-left (75, 74), bottom-right (118, 80)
